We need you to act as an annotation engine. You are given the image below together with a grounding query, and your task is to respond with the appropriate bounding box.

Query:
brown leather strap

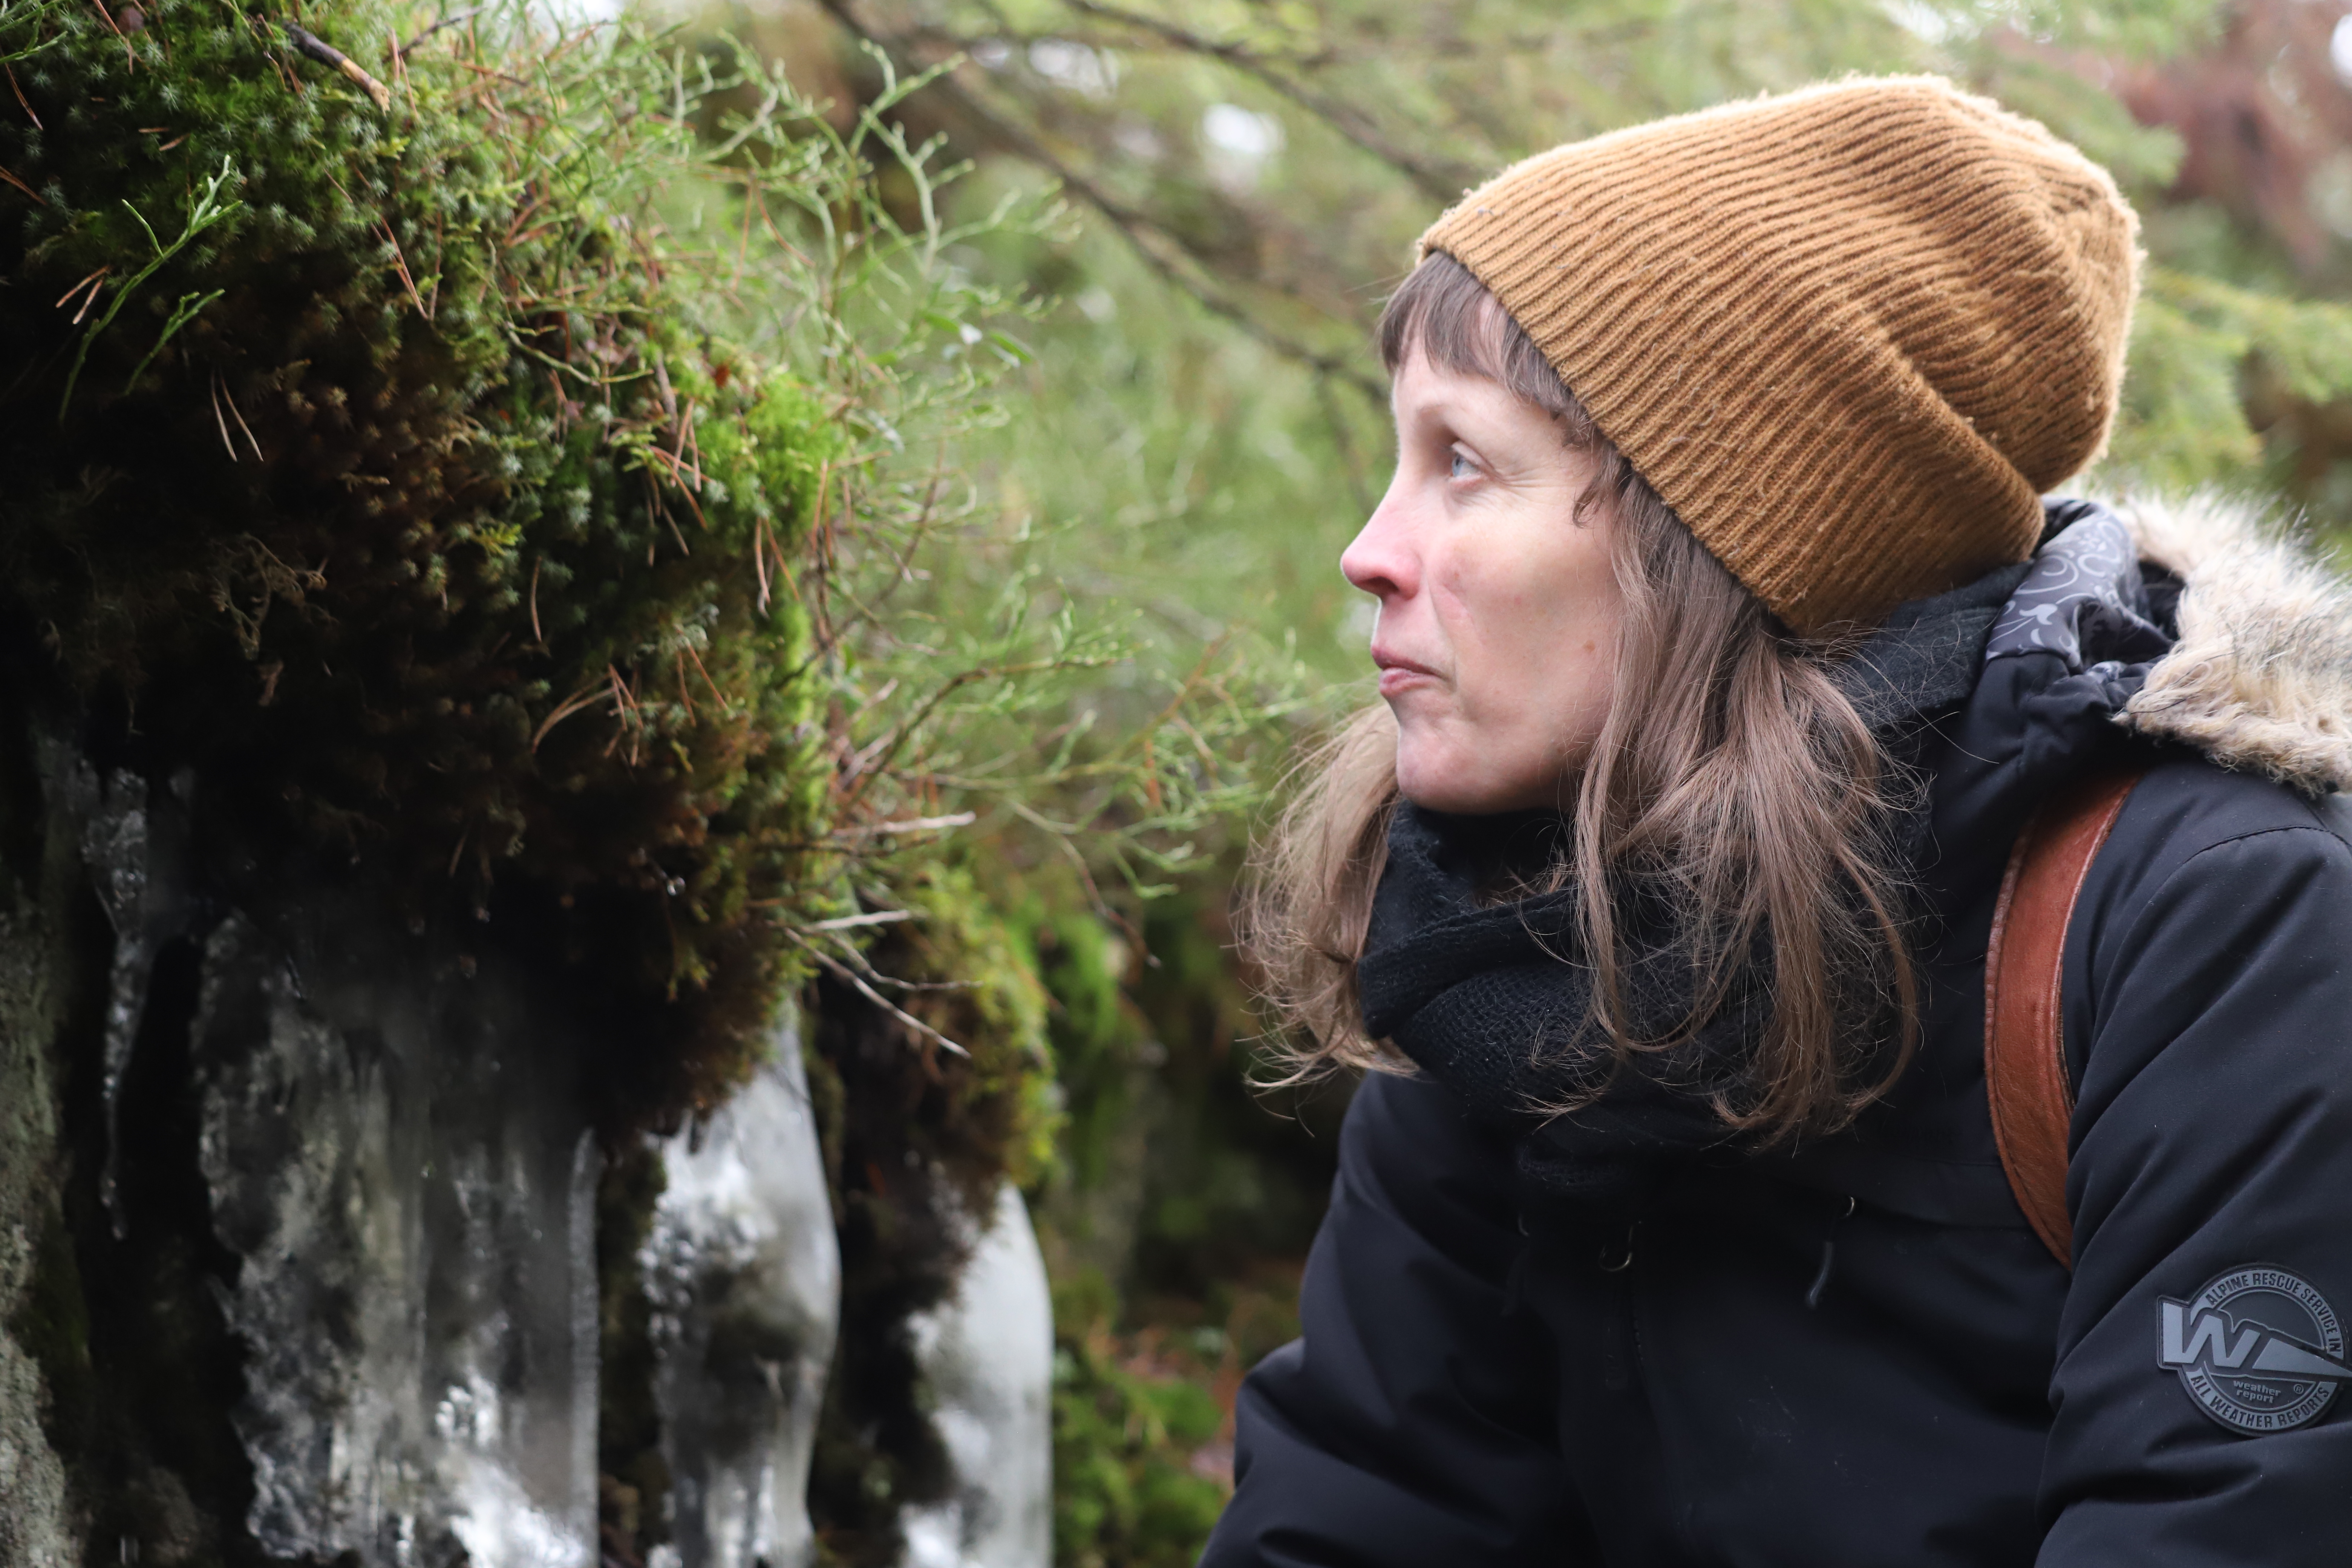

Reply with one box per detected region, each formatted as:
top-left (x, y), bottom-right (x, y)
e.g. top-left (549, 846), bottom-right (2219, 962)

top-left (1984, 768), bottom-right (2144, 1269)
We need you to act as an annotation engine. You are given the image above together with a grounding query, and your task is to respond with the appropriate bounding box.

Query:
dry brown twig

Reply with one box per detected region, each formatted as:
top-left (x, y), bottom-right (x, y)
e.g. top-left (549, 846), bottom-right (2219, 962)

top-left (216, 372), bottom-right (263, 460)
top-left (5, 60), bottom-right (41, 129)
top-left (396, 6), bottom-right (481, 59)
top-left (54, 268), bottom-right (106, 311)
top-left (283, 21), bottom-right (392, 110)
top-left (378, 218), bottom-right (430, 319)
top-left (88, 0), bottom-right (132, 69)
top-left (0, 162), bottom-right (46, 205)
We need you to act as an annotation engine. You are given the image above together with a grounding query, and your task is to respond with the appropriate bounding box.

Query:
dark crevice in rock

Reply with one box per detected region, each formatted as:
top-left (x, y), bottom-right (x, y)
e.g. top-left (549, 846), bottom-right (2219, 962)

top-left (0, 647), bottom-right (52, 897)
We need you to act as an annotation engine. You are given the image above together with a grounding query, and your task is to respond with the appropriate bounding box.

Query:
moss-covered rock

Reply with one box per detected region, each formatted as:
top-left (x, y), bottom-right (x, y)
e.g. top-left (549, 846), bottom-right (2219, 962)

top-left (0, 0), bottom-right (842, 1129)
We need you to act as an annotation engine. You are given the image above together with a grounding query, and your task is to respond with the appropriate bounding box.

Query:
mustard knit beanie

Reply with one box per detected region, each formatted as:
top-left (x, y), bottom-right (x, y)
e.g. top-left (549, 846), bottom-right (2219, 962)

top-left (1418, 76), bottom-right (2141, 633)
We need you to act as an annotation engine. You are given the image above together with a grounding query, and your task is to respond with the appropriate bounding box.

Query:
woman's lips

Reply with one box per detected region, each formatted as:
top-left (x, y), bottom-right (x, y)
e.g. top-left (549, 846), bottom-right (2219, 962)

top-left (1374, 649), bottom-right (1439, 698)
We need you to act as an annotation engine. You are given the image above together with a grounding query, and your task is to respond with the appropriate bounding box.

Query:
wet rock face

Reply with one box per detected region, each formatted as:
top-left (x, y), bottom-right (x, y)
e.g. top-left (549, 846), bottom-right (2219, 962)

top-left (0, 717), bottom-right (80, 1566)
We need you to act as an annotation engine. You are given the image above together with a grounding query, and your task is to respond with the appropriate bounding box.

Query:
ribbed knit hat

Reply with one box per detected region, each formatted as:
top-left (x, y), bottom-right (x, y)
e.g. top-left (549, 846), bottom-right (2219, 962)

top-left (1419, 77), bottom-right (2140, 632)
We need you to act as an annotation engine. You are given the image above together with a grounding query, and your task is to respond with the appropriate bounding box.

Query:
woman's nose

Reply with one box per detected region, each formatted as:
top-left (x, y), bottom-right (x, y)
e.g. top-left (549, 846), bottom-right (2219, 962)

top-left (1341, 501), bottom-right (1418, 600)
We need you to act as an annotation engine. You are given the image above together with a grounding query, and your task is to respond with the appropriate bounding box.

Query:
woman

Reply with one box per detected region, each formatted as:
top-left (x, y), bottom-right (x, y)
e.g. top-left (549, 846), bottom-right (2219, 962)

top-left (1204, 78), bottom-right (2352, 1565)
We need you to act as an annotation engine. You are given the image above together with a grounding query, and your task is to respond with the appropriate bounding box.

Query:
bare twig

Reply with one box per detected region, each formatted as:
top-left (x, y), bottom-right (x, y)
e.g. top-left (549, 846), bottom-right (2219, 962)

top-left (810, 0), bottom-right (1383, 401)
top-left (838, 658), bottom-right (1089, 814)
top-left (806, 909), bottom-right (915, 931)
top-left (0, 162), bottom-right (45, 205)
top-left (217, 373), bottom-right (263, 460)
top-left (789, 931), bottom-right (971, 1057)
top-left (379, 218), bottom-right (429, 319)
top-left (833, 811), bottom-right (977, 839)
top-left (5, 61), bottom-right (40, 129)
top-left (1062, 0), bottom-right (1475, 202)
top-left (397, 7), bottom-right (481, 58)
top-left (284, 22), bottom-right (392, 110)
top-left (531, 673), bottom-right (617, 750)
top-left (54, 268), bottom-right (105, 311)
top-left (822, 931), bottom-right (974, 992)
top-left (208, 371), bottom-right (239, 461)
top-left (89, 0), bottom-right (132, 69)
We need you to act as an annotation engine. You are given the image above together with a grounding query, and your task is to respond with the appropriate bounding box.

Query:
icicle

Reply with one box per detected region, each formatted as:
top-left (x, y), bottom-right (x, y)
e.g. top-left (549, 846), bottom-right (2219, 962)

top-left (46, 746), bottom-right (164, 1240)
top-left (645, 1008), bottom-right (841, 1568)
top-left (901, 1185), bottom-right (1054, 1568)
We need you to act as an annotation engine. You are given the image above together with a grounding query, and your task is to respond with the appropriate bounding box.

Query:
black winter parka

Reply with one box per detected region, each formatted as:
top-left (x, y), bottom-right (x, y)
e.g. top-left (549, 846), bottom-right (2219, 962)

top-left (1201, 499), bottom-right (2352, 1566)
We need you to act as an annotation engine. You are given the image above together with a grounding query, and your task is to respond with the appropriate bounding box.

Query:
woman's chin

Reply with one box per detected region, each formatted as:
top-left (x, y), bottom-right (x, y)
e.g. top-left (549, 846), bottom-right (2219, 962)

top-left (1395, 758), bottom-right (1548, 816)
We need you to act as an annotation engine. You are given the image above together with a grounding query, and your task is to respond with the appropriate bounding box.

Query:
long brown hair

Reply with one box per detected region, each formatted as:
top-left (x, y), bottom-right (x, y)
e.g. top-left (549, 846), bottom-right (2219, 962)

top-left (1242, 254), bottom-right (1917, 1137)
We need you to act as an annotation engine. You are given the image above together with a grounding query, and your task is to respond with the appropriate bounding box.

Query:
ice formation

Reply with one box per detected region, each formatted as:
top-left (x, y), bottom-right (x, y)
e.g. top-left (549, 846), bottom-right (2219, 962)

top-left (192, 906), bottom-right (599, 1566)
top-left (50, 747), bottom-right (187, 1237)
top-left (644, 1012), bottom-right (842, 1568)
top-left (901, 1185), bottom-right (1054, 1568)
top-left (41, 748), bottom-right (1049, 1568)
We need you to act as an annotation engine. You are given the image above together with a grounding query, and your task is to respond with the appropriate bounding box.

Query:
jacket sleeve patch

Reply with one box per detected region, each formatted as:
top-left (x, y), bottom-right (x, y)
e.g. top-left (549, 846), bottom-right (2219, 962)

top-left (2158, 1265), bottom-right (2350, 1435)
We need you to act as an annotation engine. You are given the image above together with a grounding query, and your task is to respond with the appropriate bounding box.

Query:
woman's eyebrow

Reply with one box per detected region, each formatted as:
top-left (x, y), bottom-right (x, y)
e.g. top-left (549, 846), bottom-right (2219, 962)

top-left (1402, 395), bottom-right (1479, 434)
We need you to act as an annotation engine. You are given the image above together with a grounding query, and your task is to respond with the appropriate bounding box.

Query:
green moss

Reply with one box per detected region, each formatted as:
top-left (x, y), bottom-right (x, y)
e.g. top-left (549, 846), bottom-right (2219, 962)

top-left (1026, 897), bottom-right (1143, 1197)
top-left (1015, 871), bottom-right (1344, 1568)
top-left (0, 0), bottom-right (850, 1125)
top-left (1129, 889), bottom-right (1345, 1301)
top-left (1048, 1271), bottom-right (1228, 1568)
top-left (824, 857), bottom-right (1062, 1205)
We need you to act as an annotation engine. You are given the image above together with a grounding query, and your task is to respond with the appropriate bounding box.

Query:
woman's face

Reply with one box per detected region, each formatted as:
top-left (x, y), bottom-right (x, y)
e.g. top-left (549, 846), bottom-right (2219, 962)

top-left (1341, 348), bottom-right (1623, 815)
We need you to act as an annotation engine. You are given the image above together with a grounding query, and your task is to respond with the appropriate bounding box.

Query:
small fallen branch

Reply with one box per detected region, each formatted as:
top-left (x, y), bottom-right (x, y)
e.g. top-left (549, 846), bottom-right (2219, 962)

top-left (831, 811), bottom-right (976, 840)
top-left (284, 21), bottom-right (391, 110)
top-left (787, 929), bottom-right (970, 1058)
top-left (396, 7), bottom-right (479, 58)
top-left (805, 909), bottom-right (913, 931)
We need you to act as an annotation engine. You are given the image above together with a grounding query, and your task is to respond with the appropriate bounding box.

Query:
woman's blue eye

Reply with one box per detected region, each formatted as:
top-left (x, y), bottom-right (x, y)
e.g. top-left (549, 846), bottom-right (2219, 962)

top-left (1449, 450), bottom-right (1476, 480)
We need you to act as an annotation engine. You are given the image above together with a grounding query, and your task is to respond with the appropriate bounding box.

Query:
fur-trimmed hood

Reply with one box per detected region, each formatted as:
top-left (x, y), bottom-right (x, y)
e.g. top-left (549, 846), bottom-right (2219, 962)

top-left (2114, 494), bottom-right (2352, 797)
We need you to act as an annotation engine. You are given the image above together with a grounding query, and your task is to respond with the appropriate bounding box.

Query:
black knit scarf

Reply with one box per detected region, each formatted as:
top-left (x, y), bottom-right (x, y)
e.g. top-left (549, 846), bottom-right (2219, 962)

top-left (1354, 557), bottom-right (2030, 1225)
